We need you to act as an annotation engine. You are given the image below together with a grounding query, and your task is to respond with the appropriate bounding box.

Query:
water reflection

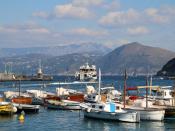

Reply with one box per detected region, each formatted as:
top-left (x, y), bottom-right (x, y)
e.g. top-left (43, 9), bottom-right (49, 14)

top-left (82, 118), bottom-right (168, 131)
top-left (120, 122), bottom-right (139, 130)
top-left (139, 121), bottom-right (165, 131)
top-left (0, 114), bottom-right (17, 122)
top-left (83, 118), bottom-right (139, 131)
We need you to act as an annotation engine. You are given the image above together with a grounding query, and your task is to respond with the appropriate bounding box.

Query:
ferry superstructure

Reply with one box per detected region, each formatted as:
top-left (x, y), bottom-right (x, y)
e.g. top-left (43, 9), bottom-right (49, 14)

top-left (75, 63), bottom-right (97, 81)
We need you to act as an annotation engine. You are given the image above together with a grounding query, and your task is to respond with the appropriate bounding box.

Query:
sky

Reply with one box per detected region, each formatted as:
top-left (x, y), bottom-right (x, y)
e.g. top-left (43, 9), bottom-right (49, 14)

top-left (0, 0), bottom-right (175, 51)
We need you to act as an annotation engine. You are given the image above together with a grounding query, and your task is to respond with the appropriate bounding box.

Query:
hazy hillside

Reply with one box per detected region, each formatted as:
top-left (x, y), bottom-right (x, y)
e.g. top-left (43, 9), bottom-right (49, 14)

top-left (0, 42), bottom-right (174, 75)
top-left (0, 43), bottom-right (111, 57)
top-left (0, 53), bottom-right (100, 75)
top-left (97, 42), bottom-right (175, 75)
top-left (157, 58), bottom-right (175, 76)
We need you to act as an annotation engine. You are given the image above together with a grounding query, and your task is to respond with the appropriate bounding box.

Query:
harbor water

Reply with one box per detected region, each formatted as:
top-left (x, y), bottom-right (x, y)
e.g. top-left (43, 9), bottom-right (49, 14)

top-left (0, 76), bottom-right (175, 131)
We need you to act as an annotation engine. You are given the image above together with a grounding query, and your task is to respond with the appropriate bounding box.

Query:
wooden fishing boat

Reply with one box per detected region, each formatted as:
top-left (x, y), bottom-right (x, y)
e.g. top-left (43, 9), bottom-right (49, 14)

top-left (0, 102), bottom-right (17, 115)
top-left (56, 87), bottom-right (84, 102)
top-left (44, 95), bottom-right (61, 103)
top-left (45, 92), bottom-right (83, 109)
top-left (12, 96), bottom-right (32, 104)
top-left (61, 94), bottom-right (84, 102)
top-left (46, 99), bottom-right (81, 110)
top-left (125, 77), bottom-right (165, 121)
top-left (126, 106), bottom-right (165, 121)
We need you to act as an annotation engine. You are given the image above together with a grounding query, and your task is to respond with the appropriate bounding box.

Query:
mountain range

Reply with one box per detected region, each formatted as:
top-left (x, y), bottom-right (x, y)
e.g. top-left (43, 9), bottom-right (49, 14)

top-left (97, 42), bottom-right (175, 75)
top-left (0, 43), bottom-right (111, 57)
top-left (0, 42), bottom-right (174, 75)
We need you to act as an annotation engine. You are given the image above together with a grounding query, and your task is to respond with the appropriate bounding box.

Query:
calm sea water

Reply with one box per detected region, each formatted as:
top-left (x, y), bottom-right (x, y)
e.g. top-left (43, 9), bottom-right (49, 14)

top-left (0, 76), bottom-right (175, 131)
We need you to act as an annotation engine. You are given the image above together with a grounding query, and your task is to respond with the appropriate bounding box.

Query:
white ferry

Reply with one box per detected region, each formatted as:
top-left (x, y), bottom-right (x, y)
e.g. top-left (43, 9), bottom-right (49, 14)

top-left (75, 63), bottom-right (97, 81)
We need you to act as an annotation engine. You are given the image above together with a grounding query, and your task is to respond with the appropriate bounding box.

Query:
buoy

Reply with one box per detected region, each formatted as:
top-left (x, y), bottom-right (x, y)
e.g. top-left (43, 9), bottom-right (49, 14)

top-left (18, 114), bottom-right (24, 120)
top-left (18, 111), bottom-right (25, 120)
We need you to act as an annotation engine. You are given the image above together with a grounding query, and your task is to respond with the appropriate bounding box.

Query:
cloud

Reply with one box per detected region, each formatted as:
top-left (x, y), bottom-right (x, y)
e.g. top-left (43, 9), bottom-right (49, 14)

top-left (99, 9), bottom-right (139, 26)
top-left (0, 23), bottom-right (50, 34)
top-left (144, 8), bottom-right (170, 24)
top-left (99, 6), bottom-right (175, 27)
top-left (68, 28), bottom-right (108, 37)
top-left (25, 28), bottom-right (50, 34)
top-left (33, 3), bottom-right (94, 20)
top-left (0, 23), bottom-right (62, 48)
top-left (0, 24), bottom-right (108, 48)
top-left (32, 0), bottom-right (121, 20)
top-left (144, 6), bottom-right (175, 24)
top-left (0, 26), bottom-right (18, 33)
top-left (54, 4), bottom-right (93, 19)
top-left (72, 0), bottom-right (104, 7)
top-left (127, 26), bottom-right (149, 35)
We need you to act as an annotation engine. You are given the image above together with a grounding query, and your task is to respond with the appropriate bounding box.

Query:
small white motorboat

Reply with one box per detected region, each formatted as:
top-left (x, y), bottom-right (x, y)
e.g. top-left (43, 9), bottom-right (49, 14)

top-left (81, 102), bottom-right (140, 123)
top-left (13, 103), bottom-right (40, 113)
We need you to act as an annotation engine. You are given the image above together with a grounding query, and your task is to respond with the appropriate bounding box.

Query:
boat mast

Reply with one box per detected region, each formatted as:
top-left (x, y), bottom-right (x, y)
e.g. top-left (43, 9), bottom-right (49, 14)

top-left (19, 79), bottom-right (21, 97)
top-left (98, 68), bottom-right (101, 103)
top-left (123, 69), bottom-right (127, 109)
top-left (173, 80), bottom-right (175, 106)
top-left (146, 76), bottom-right (148, 109)
top-left (4, 63), bottom-right (7, 74)
top-left (149, 75), bottom-right (152, 96)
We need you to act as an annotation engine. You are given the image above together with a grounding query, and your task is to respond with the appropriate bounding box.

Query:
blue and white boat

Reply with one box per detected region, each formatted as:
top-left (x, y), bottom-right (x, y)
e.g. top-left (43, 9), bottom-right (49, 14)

top-left (81, 69), bottom-right (140, 123)
top-left (81, 102), bottom-right (140, 123)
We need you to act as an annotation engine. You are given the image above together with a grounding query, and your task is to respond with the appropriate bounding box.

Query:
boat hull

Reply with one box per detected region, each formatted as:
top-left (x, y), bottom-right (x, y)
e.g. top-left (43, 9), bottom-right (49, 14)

top-left (0, 102), bottom-right (17, 115)
top-left (47, 100), bottom-right (81, 110)
top-left (47, 104), bottom-right (80, 110)
top-left (12, 97), bottom-right (32, 104)
top-left (83, 110), bottom-right (140, 123)
top-left (13, 103), bottom-right (40, 113)
top-left (127, 108), bottom-right (165, 121)
top-left (165, 107), bottom-right (175, 118)
top-left (32, 97), bottom-right (44, 105)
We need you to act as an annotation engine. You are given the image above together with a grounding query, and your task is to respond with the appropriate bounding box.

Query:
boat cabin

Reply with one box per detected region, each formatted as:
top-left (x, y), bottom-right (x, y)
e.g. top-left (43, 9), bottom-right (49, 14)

top-left (156, 87), bottom-right (174, 99)
top-left (90, 103), bottom-right (122, 113)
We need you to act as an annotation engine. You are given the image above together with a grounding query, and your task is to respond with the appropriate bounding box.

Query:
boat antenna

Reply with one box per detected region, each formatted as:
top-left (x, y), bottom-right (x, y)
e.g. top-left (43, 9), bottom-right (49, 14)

top-left (123, 69), bottom-right (127, 109)
top-left (98, 68), bottom-right (101, 103)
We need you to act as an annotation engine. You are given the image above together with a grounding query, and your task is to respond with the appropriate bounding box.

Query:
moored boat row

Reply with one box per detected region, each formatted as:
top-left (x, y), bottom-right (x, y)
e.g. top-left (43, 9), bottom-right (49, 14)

top-left (1, 69), bottom-right (175, 124)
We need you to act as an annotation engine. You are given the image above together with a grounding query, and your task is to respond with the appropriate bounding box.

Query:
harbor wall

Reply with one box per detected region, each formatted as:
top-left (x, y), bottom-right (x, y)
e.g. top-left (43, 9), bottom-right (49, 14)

top-left (0, 73), bottom-right (15, 81)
